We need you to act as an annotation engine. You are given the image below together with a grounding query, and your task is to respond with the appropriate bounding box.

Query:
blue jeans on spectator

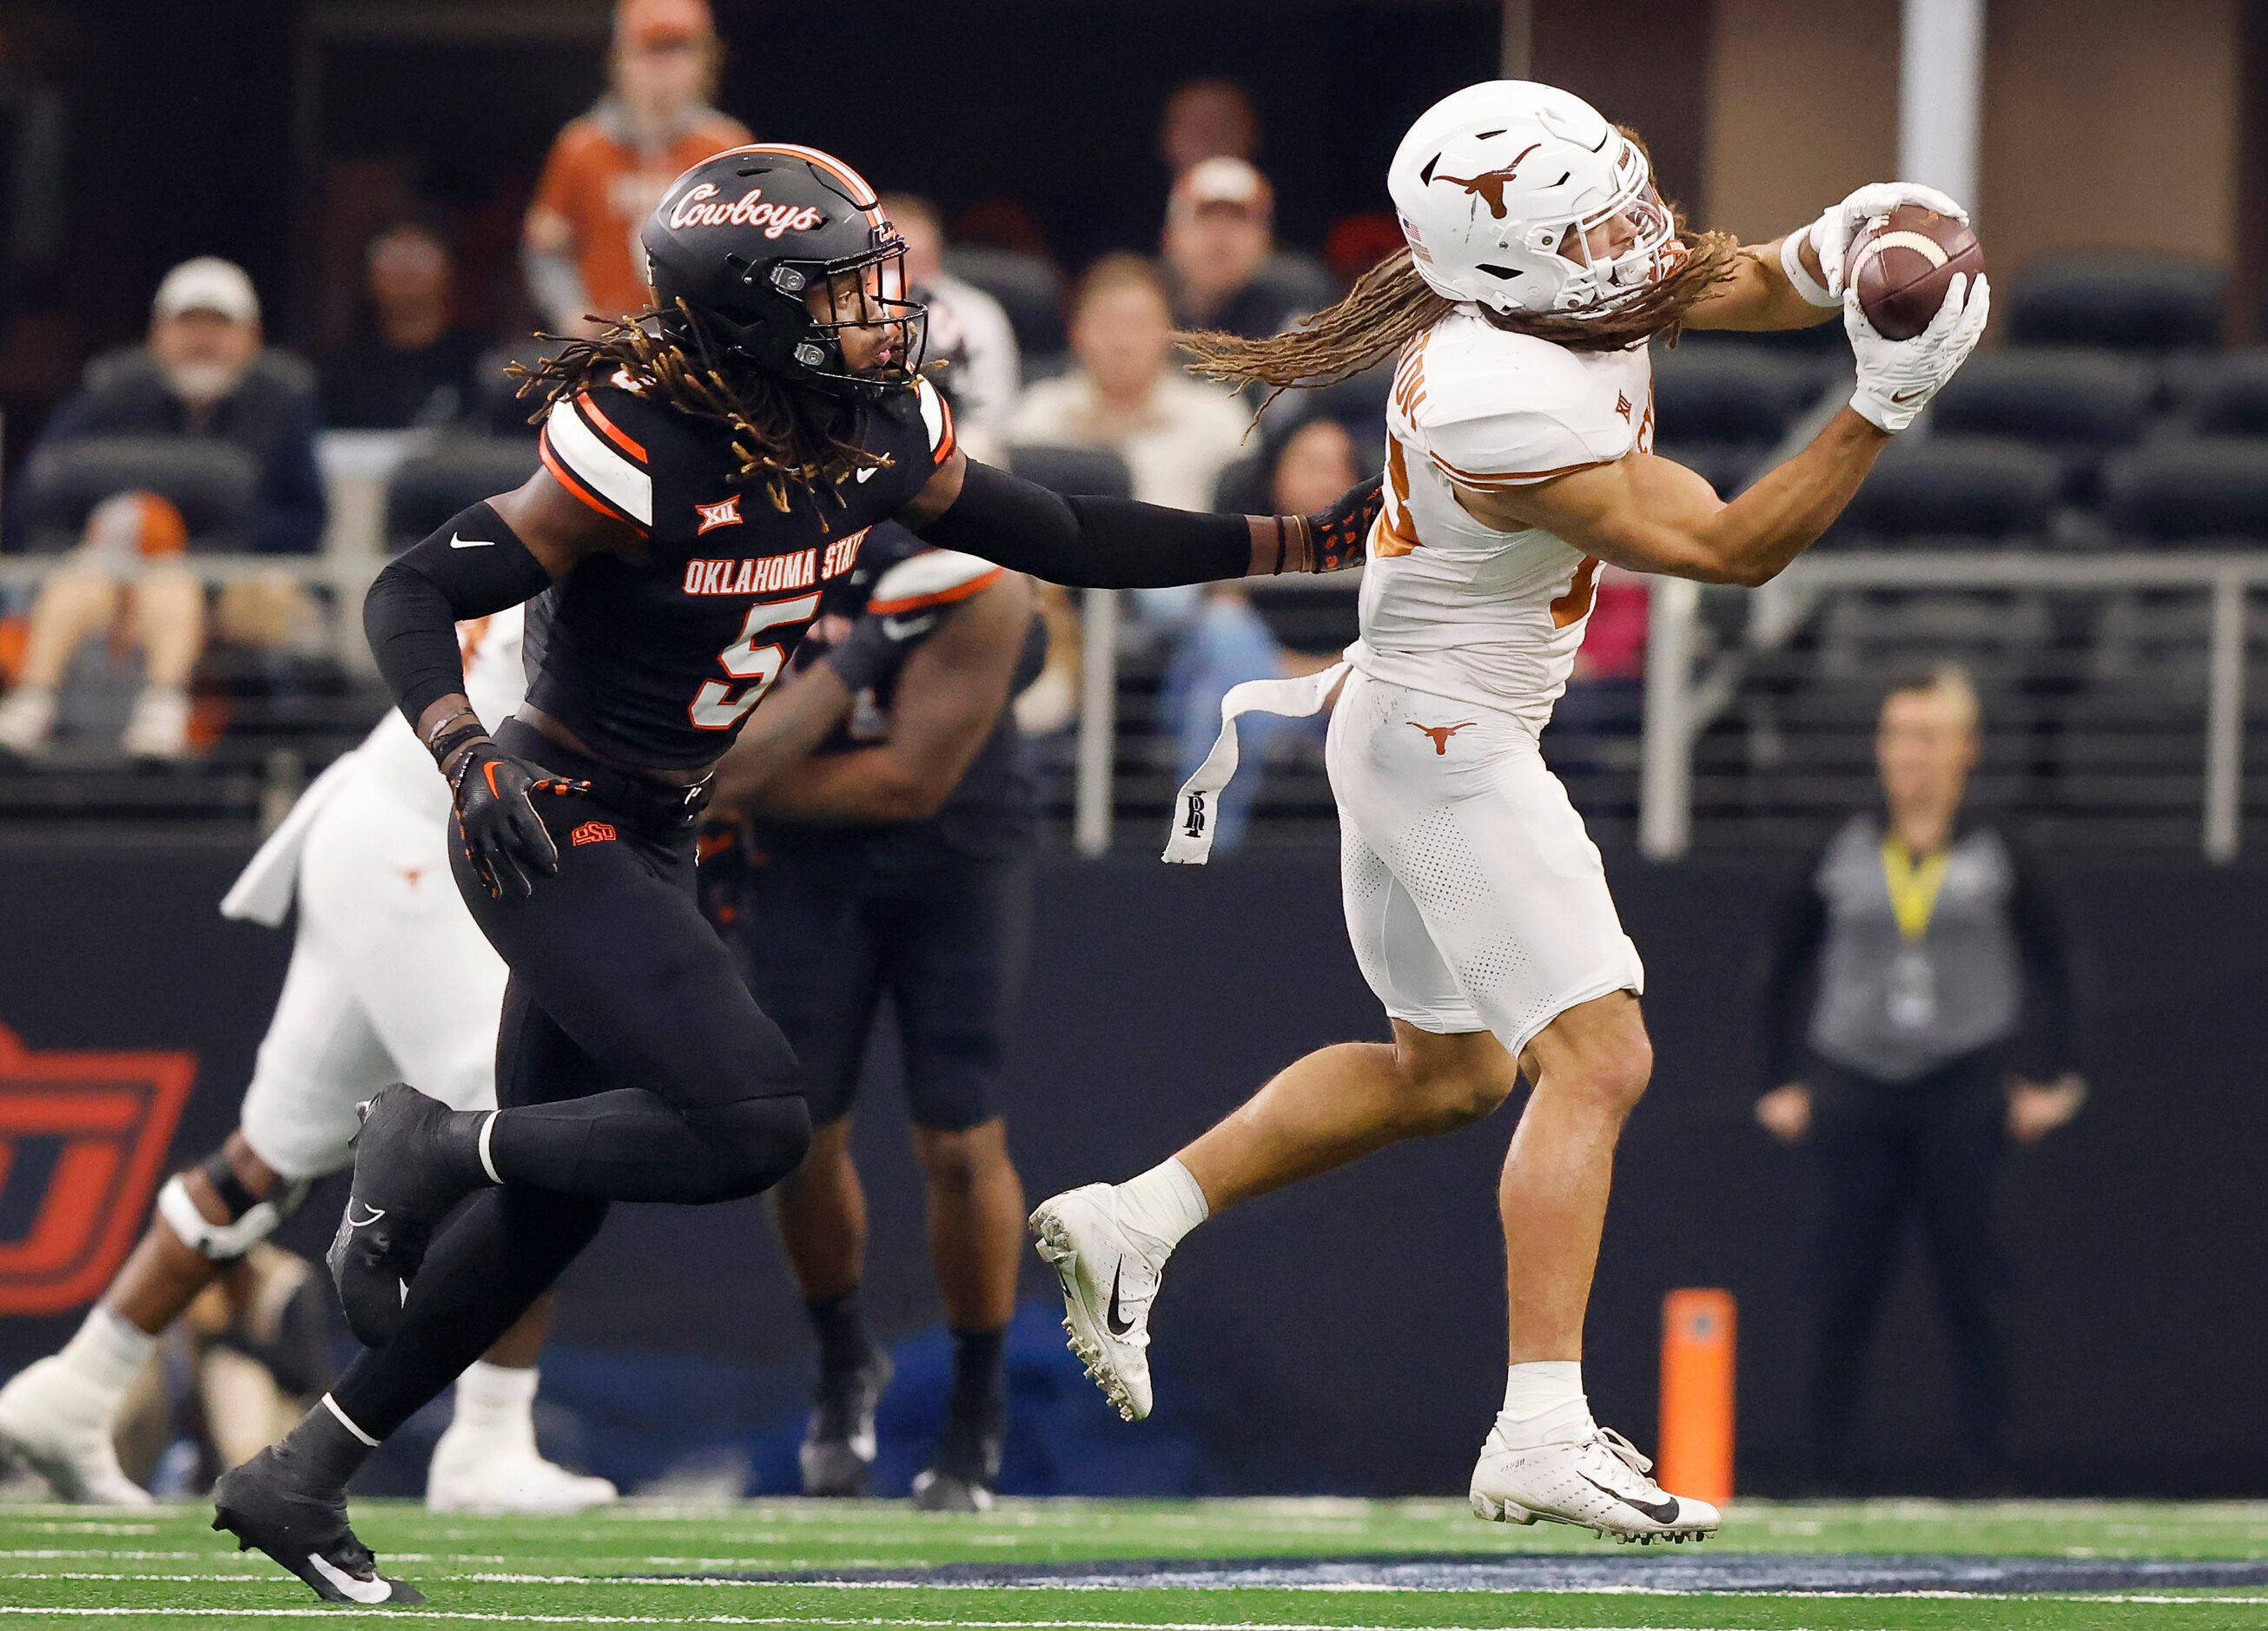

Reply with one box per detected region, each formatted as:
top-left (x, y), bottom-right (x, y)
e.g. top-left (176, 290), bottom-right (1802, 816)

top-left (1162, 593), bottom-right (1326, 855)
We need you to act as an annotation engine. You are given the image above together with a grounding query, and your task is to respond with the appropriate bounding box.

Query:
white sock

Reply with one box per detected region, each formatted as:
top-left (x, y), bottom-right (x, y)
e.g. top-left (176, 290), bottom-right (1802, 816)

top-left (1496, 1360), bottom-right (1594, 1447)
top-left (1111, 1159), bottom-right (1209, 1251)
top-left (60, 1306), bottom-right (155, 1405)
top-left (447, 1362), bottom-right (539, 1444)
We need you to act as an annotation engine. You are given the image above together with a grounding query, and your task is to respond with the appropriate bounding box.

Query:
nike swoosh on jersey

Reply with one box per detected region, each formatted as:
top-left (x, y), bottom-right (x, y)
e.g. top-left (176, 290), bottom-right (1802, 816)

top-left (855, 466), bottom-right (878, 483)
top-left (1577, 1472), bottom-right (1683, 1524)
top-left (449, 534), bottom-right (495, 549)
top-left (307, 1553), bottom-right (394, 1604)
top-left (345, 1202), bottom-right (386, 1228)
top-left (1106, 1263), bottom-right (1137, 1337)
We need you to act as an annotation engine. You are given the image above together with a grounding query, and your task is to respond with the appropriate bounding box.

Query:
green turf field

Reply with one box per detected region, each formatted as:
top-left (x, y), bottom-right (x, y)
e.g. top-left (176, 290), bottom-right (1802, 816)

top-left (0, 1496), bottom-right (2261, 1630)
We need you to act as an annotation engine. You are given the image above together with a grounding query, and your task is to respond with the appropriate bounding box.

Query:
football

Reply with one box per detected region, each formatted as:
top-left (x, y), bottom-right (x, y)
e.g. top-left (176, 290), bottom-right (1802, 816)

top-left (1849, 202), bottom-right (1985, 340)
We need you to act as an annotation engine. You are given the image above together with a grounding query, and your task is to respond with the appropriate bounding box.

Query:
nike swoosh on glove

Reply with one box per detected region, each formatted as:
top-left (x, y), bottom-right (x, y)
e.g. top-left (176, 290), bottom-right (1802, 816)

top-left (1295, 474), bottom-right (1384, 574)
top-left (449, 741), bottom-right (591, 901)
top-left (1848, 271), bottom-right (1992, 434)
top-left (1808, 181), bottom-right (1970, 300)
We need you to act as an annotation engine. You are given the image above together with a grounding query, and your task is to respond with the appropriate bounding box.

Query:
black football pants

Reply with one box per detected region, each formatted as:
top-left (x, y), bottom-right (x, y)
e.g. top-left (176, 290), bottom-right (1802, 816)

top-left (330, 719), bottom-right (810, 1441)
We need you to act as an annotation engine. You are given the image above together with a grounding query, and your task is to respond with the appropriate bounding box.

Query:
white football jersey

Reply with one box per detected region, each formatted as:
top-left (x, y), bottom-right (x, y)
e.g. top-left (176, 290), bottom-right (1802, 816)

top-left (352, 603), bottom-right (530, 819)
top-left (1348, 305), bottom-right (1654, 726)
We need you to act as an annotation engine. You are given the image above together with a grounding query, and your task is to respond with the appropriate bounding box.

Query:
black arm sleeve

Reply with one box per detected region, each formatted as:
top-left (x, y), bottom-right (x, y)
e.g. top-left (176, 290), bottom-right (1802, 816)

top-left (909, 459), bottom-right (1250, 588)
top-left (363, 500), bottom-right (554, 730)
top-left (1759, 859), bottom-right (1829, 1087)
top-left (2005, 839), bottom-right (2085, 1080)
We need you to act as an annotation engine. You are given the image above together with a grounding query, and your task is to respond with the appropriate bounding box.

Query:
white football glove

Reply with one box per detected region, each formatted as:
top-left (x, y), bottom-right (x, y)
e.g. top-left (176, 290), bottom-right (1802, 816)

top-left (1847, 271), bottom-right (1992, 433)
top-left (1802, 181), bottom-right (1971, 302)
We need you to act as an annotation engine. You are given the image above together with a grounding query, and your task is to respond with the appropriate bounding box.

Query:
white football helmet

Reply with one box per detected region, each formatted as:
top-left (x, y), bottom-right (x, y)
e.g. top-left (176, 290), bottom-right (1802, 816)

top-left (1389, 81), bottom-right (1679, 319)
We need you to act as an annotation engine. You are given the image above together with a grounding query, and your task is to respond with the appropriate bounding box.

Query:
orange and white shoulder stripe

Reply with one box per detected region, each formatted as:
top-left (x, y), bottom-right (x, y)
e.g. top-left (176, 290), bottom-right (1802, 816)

top-left (865, 548), bottom-right (1001, 617)
top-left (1426, 448), bottom-right (1611, 491)
top-left (540, 390), bottom-right (653, 533)
top-left (914, 377), bottom-right (956, 466)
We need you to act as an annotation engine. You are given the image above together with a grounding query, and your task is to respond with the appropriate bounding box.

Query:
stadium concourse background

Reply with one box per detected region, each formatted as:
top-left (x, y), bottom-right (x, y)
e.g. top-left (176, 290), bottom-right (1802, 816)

top-left (3, 829), bottom-right (2265, 1500)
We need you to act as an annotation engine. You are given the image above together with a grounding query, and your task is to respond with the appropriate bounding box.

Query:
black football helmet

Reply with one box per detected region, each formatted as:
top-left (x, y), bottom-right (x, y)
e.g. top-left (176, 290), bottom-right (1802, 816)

top-left (641, 143), bottom-right (927, 402)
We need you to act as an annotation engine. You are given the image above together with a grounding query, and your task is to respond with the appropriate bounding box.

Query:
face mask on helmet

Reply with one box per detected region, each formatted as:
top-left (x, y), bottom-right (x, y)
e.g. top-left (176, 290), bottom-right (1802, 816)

top-left (1527, 141), bottom-right (1680, 317)
top-left (665, 233), bottom-right (929, 404)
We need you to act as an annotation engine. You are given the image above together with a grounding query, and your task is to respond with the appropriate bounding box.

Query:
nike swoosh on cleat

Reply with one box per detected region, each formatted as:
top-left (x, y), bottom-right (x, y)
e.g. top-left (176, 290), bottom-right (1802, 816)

top-left (307, 1553), bottom-right (393, 1603)
top-left (345, 1202), bottom-right (385, 1228)
top-left (449, 534), bottom-right (495, 549)
top-left (1105, 1263), bottom-right (1137, 1337)
top-left (1577, 1473), bottom-right (1683, 1525)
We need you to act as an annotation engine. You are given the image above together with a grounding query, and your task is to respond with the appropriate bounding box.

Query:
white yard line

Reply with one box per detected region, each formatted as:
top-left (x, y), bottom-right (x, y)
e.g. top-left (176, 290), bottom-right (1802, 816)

top-left (0, 1610), bottom-right (1709, 1630)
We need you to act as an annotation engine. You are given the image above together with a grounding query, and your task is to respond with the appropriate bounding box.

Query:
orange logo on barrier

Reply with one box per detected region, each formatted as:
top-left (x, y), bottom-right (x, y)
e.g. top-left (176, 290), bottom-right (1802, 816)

top-left (0, 1023), bottom-right (195, 1316)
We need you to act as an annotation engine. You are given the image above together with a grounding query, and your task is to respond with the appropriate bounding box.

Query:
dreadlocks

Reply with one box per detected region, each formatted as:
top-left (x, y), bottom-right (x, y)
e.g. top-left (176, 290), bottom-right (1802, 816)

top-left (512, 301), bottom-right (891, 512)
top-left (1179, 187), bottom-right (1740, 411)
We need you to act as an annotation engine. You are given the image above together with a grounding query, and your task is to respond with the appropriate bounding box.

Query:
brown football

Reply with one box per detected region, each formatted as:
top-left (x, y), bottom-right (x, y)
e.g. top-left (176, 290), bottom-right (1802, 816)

top-left (1849, 202), bottom-right (1984, 340)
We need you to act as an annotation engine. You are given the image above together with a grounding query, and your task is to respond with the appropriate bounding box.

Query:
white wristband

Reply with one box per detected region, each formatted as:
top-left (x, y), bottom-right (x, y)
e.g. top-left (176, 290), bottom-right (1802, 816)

top-left (1781, 229), bottom-right (1838, 308)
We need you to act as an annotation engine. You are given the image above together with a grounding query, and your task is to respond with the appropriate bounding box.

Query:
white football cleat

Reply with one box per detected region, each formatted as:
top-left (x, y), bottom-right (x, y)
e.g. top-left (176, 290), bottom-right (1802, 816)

top-left (1030, 1184), bottom-right (1167, 1423)
top-left (0, 1356), bottom-right (150, 1506)
top-left (1469, 1420), bottom-right (1719, 1544)
top-left (424, 1429), bottom-right (618, 1515)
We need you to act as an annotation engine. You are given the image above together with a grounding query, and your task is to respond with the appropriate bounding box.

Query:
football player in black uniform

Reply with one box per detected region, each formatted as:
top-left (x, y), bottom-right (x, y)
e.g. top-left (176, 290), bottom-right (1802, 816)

top-left (703, 524), bottom-right (1044, 1513)
top-left (209, 142), bottom-right (1375, 1603)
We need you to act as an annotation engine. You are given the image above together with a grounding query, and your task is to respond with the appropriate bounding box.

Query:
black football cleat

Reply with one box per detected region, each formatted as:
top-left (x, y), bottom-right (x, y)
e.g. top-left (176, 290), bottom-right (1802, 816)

top-left (910, 1399), bottom-right (1005, 1513)
top-left (799, 1347), bottom-right (892, 1497)
top-left (326, 1083), bottom-right (479, 1348)
top-left (212, 1443), bottom-right (424, 1605)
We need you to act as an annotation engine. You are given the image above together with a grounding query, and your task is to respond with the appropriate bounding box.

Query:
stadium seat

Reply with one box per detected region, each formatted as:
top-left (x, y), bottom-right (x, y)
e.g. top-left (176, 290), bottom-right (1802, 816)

top-left (2102, 437), bottom-right (2268, 544)
top-left (944, 247), bottom-right (1066, 361)
top-left (15, 434), bottom-right (261, 550)
top-left (1831, 435), bottom-right (2063, 545)
top-left (1006, 442), bottom-right (1134, 499)
top-left (2002, 254), bottom-right (2226, 352)
top-left (1651, 345), bottom-right (1823, 449)
top-left (385, 439), bottom-right (545, 548)
top-left (1926, 348), bottom-right (2156, 499)
top-left (2169, 348), bottom-right (2268, 436)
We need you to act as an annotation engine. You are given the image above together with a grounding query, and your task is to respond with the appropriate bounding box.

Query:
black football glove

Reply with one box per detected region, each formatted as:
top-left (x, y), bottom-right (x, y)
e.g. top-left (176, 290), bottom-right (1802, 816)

top-left (822, 603), bottom-right (944, 693)
top-left (447, 740), bottom-right (592, 901)
top-left (1296, 474), bottom-right (1384, 573)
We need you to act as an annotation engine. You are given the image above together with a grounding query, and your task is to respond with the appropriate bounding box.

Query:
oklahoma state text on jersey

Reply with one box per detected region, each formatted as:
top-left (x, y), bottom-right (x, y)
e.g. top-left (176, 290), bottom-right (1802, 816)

top-left (526, 371), bottom-right (956, 769)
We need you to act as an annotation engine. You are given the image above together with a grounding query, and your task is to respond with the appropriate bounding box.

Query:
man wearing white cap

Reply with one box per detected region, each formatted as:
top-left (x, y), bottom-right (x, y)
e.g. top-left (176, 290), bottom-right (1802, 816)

top-left (0, 256), bottom-right (326, 760)
top-left (1162, 157), bottom-right (1311, 342)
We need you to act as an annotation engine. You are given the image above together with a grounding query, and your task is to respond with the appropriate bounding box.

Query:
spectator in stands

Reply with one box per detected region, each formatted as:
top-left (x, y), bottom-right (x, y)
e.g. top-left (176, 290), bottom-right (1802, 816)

top-left (1095, 76), bottom-right (1263, 259)
top-left (1756, 664), bottom-right (2089, 1490)
top-left (1162, 158), bottom-right (1305, 340)
top-left (0, 258), bottom-right (326, 760)
top-left (1160, 415), bottom-right (1355, 851)
top-left (522, 0), bottom-right (750, 336)
top-left (1008, 254), bottom-right (1247, 625)
top-left (320, 222), bottom-right (488, 430)
top-left (882, 192), bottom-right (1020, 464)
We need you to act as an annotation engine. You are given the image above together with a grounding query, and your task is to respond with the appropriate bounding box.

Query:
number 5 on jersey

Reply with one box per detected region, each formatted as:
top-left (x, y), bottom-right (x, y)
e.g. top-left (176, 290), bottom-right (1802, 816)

top-left (689, 592), bottom-right (822, 730)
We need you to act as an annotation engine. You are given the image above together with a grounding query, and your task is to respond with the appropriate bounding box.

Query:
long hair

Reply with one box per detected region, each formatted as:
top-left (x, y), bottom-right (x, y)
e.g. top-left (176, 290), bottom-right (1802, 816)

top-left (1180, 177), bottom-right (1739, 408)
top-left (513, 303), bottom-right (889, 512)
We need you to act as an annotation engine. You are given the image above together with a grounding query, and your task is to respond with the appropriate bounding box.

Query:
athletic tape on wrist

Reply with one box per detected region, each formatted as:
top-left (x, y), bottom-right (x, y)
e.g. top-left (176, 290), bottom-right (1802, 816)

top-left (1782, 229), bottom-right (1839, 308)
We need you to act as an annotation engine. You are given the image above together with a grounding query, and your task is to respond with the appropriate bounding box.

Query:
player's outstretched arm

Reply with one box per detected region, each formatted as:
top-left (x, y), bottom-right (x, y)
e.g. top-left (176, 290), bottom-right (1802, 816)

top-left (1466, 272), bottom-right (1988, 587)
top-left (1688, 182), bottom-right (1972, 333)
top-left (897, 450), bottom-right (1379, 585)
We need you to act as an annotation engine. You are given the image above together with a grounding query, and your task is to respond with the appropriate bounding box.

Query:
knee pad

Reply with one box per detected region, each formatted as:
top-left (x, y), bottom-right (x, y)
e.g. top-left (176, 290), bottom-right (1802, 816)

top-left (155, 1150), bottom-right (311, 1263)
top-left (685, 1094), bottom-right (812, 1202)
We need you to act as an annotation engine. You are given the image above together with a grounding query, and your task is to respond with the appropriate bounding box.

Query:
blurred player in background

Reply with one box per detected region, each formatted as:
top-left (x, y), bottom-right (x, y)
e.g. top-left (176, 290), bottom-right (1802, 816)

top-left (705, 532), bottom-right (1042, 1512)
top-left (1757, 664), bottom-right (2086, 1489)
top-left (1034, 79), bottom-right (1991, 1544)
top-left (522, 0), bottom-right (750, 336)
top-left (0, 608), bottom-right (612, 1514)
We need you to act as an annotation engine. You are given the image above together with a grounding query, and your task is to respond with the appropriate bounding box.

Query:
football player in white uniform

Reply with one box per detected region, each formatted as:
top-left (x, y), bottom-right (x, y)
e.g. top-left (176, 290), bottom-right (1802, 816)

top-left (0, 608), bottom-right (614, 1514)
top-left (1033, 81), bottom-right (1988, 1542)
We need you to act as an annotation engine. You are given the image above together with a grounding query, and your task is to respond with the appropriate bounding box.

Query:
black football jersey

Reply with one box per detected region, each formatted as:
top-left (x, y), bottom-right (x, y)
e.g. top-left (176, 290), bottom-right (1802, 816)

top-left (524, 367), bottom-right (957, 769)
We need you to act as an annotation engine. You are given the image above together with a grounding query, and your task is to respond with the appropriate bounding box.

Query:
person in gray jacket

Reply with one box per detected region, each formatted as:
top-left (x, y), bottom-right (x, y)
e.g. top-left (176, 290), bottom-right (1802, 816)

top-left (1756, 664), bottom-right (2087, 1488)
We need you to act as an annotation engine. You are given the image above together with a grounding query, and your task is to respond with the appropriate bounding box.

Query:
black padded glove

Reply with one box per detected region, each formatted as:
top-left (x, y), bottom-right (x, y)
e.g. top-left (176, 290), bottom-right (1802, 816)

top-left (1299, 474), bottom-right (1384, 573)
top-left (448, 740), bottom-right (592, 901)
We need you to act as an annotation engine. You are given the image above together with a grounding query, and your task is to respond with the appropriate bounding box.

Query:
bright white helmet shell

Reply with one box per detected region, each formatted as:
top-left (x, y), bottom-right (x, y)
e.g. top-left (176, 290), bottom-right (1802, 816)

top-left (1389, 80), bottom-right (1676, 319)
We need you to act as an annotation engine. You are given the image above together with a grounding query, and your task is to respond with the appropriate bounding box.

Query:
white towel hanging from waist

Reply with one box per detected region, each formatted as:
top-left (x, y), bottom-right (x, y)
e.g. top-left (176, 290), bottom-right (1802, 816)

top-left (1162, 661), bottom-right (1350, 866)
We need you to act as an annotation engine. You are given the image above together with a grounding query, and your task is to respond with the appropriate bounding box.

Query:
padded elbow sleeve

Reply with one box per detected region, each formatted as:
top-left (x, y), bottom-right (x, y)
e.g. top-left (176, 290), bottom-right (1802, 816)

top-left (912, 459), bottom-right (1250, 588)
top-left (364, 501), bottom-right (552, 726)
